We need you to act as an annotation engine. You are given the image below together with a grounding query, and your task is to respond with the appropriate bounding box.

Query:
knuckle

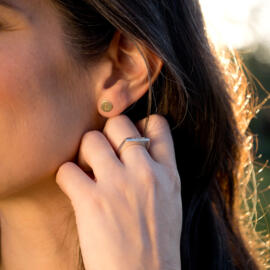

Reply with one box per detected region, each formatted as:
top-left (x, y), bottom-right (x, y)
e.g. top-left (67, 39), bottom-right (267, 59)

top-left (166, 166), bottom-right (181, 193)
top-left (161, 165), bottom-right (181, 191)
top-left (115, 180), bottom-right (130, 199)
top-left (174, 175), bottom-right (181, 193)
top-left (139, 162), bottom-right (157, 184)
top-left (90, 193), bottom-right (105, 212)
top-left (149, 114), bottom-right (169, 128)
top-left (146, 114), bottom-right (170, 136)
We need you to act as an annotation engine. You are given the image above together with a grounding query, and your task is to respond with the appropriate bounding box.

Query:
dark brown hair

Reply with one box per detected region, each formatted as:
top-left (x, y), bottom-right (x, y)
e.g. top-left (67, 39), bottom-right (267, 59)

top-left (50, 0), bottom-right (269, 269)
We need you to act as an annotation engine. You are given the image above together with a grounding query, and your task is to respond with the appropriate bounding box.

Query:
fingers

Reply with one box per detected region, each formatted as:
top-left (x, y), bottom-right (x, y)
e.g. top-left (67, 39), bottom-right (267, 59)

top-left (55, 162), bottom-right (96, 210)
top-left (135, 114), bottom-right (177, 171)
top-left (75, 114), bottom-right (176, 185)
top-left (55, 114), bottom-right (177, 211)
top-left (102, 115), bottom-right (152, 165)
top-left (76, 130), bottom-right (123, 182)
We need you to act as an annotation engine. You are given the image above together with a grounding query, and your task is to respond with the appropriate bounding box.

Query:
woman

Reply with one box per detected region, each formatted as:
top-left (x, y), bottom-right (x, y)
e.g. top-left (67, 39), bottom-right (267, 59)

top-left (0, 0), bottom-right (267, 269)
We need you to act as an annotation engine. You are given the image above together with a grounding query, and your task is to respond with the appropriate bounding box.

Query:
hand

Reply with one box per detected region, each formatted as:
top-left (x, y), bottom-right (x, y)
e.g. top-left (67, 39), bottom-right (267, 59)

top-left (55, 114), bottom-right (182, 270)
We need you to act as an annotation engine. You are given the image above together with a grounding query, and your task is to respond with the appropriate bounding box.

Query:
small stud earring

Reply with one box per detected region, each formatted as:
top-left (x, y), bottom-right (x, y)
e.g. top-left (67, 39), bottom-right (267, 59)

top-left (101, 100), bottom-right (114, 112)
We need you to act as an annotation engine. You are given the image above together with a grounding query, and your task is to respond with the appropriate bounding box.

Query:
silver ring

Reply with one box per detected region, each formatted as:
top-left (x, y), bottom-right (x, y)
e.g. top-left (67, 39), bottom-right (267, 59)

top-left (117, 137), bottom-right (150, 155)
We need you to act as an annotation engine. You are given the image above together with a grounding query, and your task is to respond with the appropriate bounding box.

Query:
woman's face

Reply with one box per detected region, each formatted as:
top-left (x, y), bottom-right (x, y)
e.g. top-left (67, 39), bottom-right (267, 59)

top-left (0, 0), bottom-right (102, 199)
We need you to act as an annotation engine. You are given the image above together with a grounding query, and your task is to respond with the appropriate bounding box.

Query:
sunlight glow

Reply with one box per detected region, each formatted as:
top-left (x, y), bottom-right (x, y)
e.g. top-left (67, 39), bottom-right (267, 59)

top-left (199, 0), bottom-right (270, 62)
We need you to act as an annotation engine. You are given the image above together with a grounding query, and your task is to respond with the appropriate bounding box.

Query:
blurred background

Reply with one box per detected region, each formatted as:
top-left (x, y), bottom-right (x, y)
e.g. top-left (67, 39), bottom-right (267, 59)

top-left (199, 0), bottom-right (270, 256)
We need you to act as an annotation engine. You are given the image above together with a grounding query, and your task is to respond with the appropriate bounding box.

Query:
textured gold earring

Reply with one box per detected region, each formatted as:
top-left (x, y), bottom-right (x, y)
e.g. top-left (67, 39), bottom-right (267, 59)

top-left (101, 100), bottom-right (113, 112)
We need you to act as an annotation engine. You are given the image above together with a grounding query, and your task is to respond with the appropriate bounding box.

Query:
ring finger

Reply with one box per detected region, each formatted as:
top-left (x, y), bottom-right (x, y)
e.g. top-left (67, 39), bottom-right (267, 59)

top-left (102, 114), bottom-right (152, 165)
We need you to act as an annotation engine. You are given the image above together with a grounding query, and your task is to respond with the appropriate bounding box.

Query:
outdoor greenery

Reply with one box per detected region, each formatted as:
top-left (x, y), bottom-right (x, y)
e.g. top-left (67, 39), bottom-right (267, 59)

top-left (242, 49), bottom-right (270, 238)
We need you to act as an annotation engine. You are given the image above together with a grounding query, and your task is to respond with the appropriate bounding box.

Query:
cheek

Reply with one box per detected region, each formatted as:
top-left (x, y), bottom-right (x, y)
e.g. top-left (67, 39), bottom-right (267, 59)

top-left (0, 31), bottom-right (90, 198)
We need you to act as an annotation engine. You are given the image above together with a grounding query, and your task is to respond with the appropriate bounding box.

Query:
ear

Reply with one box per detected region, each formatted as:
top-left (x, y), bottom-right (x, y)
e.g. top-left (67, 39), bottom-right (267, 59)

top-left (95, 30), bottom-right (163, 118)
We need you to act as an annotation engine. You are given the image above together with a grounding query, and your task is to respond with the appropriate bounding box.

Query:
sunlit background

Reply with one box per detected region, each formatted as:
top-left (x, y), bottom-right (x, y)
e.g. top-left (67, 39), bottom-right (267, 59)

top-left (200, 0), bottom-right (270, 63)
top-left (200, 0), bottom-right (270, 261)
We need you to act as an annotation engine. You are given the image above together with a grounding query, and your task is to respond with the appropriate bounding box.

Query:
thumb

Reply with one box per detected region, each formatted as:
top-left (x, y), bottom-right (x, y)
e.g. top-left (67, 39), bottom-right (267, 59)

top-left (55, 162), bottom-right (96, 210)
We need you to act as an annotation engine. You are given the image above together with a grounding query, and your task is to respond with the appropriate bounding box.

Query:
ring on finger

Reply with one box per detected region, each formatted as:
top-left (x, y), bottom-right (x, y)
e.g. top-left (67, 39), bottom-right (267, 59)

top-left (117, 137), bottom-right (150, 156)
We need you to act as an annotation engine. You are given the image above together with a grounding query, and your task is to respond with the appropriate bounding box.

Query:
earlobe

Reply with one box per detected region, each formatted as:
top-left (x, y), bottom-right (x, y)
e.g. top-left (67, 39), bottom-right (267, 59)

top-left (100, 100), bottom-right (114, 113)
top-left (97, 78), bottom-right (131, 118)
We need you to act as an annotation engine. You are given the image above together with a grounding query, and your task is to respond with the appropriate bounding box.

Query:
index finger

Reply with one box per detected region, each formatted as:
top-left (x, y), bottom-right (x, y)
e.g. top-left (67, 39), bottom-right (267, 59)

top-left (136, 114), bottom-right (177, 171)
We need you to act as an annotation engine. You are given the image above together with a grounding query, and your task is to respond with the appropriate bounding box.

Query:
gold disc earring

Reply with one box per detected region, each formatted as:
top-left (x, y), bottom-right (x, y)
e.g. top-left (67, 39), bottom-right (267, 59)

top-left (101, 100), bottom-right (113, 112)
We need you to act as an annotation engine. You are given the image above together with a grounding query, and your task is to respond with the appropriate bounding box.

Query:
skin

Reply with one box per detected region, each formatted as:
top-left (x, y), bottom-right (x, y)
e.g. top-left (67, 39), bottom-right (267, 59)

top-left (0, 0), bottom-right (182, 269)
top-left (57, 114), bottom-right (182, 270)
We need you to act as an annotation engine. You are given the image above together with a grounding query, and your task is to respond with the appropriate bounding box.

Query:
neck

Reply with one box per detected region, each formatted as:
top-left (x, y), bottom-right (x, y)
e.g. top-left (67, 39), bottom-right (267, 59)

top-left (0, 177), bottom-right (80, 270)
